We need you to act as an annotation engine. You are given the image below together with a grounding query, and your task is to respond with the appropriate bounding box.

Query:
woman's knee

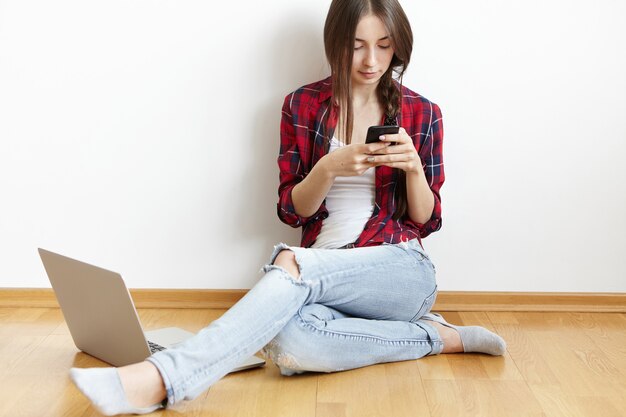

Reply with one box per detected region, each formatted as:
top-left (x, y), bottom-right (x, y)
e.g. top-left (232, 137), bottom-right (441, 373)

top-left (273, 249), bottom-right (301, 280)
top-left (262, 318), bottom-right (309, 375)
top-left (263, 308), bottom-right (337, 374)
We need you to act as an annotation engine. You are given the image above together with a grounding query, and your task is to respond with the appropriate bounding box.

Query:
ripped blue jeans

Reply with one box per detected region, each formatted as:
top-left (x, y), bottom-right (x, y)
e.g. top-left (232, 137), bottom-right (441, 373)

top-left (147, 239), bottom-right (442, 406)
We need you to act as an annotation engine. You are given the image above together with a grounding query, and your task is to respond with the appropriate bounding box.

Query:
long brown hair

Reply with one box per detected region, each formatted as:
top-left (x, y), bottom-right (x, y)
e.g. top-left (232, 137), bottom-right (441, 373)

top-left (323, 0), bottom-right (413, 220)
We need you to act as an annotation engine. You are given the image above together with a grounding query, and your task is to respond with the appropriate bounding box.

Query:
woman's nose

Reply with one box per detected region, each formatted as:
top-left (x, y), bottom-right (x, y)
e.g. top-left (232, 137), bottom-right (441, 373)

top-left (364, 48), bottom-right (377, 67)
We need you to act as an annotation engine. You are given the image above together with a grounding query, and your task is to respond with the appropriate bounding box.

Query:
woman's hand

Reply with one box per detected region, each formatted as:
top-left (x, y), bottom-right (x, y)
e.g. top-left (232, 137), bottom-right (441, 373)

top-left (291, 141), bottom-right (387, 217)
top-left (367, 127), bottom-right (423, 174)
top-left (321, 142), bottom-right (389, 178)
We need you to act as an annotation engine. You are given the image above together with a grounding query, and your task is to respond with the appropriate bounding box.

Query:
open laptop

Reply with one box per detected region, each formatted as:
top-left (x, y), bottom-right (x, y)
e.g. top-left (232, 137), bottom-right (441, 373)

top-left (38, 248), bottom-right (265, 370)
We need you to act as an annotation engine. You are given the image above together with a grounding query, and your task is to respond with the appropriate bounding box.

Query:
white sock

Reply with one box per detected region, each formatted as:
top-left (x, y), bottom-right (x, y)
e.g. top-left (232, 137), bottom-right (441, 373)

top-left (69, 367), bottom-right (165, 416)
top-left (453, 325), bottom-right (507, 356)
top-left (421, 313), bottom-right (507, 356)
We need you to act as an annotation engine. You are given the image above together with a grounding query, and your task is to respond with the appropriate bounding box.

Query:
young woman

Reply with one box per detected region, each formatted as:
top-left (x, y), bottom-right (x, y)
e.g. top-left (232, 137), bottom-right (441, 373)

top-left (70, 1), bottom-right (506, 414)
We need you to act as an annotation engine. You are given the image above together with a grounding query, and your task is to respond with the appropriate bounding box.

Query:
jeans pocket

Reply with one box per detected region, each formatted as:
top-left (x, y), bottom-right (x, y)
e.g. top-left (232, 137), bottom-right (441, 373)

top-left (409, 285), bottom-right (438, 322)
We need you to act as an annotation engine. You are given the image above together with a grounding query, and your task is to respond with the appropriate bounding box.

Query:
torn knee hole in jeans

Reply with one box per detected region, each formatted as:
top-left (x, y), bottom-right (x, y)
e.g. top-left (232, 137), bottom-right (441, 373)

top-left (262, 264), bottom-right (307, 287)
top-left (262, 339), bottom-right (302, 370)
top-left (262, 243), bottom-right (310, 284)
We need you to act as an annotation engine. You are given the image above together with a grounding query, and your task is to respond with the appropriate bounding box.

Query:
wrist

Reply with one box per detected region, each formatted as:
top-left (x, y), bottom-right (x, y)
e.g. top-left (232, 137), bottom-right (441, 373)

top-left (406, 164), bottom-right (425, 177)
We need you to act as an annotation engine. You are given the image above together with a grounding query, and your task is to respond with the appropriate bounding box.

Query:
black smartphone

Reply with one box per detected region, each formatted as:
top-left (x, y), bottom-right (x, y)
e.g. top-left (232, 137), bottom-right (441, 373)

top-left (365, 125), bottom-right (399, 144)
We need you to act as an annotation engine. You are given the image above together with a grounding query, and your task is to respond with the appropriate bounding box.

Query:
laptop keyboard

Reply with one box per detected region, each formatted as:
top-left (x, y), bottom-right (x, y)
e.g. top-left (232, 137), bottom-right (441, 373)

top-left (148, 340), bottom-right (166, 353)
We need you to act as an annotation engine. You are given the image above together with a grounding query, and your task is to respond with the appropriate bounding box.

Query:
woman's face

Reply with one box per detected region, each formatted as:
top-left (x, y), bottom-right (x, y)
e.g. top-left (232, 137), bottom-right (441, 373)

top-left (351, 14), bottom-right (395, 88)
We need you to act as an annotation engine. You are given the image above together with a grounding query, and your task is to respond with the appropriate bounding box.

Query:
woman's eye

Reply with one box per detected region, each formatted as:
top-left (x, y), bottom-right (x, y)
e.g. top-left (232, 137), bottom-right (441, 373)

top-left (379, 45), bottom-right (391, 49)
top-left (354, 46), bottom-right (363, 50)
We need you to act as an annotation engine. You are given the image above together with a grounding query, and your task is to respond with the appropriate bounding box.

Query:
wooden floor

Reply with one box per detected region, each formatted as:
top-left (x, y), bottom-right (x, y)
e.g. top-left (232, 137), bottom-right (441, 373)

top-left (1, 308), bottom-right (625, 417)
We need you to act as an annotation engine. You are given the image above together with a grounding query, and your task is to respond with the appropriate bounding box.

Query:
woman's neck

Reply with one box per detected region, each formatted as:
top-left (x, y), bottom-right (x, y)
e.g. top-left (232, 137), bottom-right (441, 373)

top-left (351, 82), bottom-right (379, 108)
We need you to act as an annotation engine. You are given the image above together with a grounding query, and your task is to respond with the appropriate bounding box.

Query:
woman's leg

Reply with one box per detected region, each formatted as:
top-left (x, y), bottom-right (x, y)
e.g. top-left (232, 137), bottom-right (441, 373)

top-left (262, 303), bottom-right (444, 375)
top-left (71, 240), bottom-right (443, 413)
top-left (262, 302), bottom-right (509, 376)
top-left (149, 241), bottom-right (440, 402)
top-left (145, 264), bottom-right (310, 405)
top-left (70, 265), bottom-right (309, 415)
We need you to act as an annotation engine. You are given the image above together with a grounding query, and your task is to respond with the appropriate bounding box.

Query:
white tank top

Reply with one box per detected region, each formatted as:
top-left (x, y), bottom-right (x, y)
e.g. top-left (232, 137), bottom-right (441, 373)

top-left (312, 137), bottom-right (376, 249)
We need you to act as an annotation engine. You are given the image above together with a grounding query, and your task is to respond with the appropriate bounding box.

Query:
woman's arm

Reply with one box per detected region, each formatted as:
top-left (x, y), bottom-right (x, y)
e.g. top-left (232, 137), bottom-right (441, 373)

top-left (292, 141), bottom-right (390, 217)
top-left (290, 158), bottom-right (335, 218)
top-left (367, 102), bottom-right (444, 232)
top-left (367, 126), bottom-right (434, 223)
top-left (277, 94), bottom-right (388, 224)
top-left (405, 169), bottom-right (436, 224)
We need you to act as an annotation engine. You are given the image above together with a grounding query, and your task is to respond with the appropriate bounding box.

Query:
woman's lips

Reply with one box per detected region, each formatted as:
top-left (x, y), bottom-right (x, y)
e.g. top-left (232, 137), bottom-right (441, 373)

top-left (359, 71), bottom-right (378, 79)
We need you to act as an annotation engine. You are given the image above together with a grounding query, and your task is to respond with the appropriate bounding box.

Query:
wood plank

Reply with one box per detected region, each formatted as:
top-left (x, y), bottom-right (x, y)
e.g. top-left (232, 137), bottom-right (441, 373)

top-left (540, 316), bottom-right (625, 398)
top-left (422, 380), bottom-right (544, 417)
top-left (415, 354), bottom-right (455, 381)
top-left (583, 313), bottom-right (626, 372)
top-left (528, 383), bottom-right (625, 417)
top-left (501, 312), bottom-right (626, 416)
top-left (202, 360), bottom-right (317, 417)
top-left (317, 362), bottom-right (432, 417)
top-left (492, 319), bottom-right (561, 385)
top-left (382, 361), bottom-right (433, 417)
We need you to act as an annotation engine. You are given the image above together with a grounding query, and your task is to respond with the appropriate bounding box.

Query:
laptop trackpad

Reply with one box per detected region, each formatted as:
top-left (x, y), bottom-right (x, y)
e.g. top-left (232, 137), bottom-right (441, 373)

top-left (145, 327), bottom-right (195, 348)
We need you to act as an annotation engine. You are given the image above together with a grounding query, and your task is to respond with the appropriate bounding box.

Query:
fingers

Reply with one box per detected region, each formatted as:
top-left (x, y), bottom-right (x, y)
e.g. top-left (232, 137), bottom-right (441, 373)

top-left (363, 141), bottom-right (409, 156)
top-left (367, 152), bottom-right (417, 165)
top-left (371, 128), bottom-right (413, 154)
top-left (379, 127), bottom-right (409, 144)
top-left (370, 157), bottom-right (422, 173)
top-left (330, 145), bottom-right (381, 176)
top-left (362, 141), bottom-right (390, 154)
top-left (358, 128), bottom-right (417, 170)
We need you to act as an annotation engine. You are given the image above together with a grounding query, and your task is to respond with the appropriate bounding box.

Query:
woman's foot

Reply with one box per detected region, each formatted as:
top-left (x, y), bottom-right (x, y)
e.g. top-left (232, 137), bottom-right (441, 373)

top-left (421, 313), bottom-right (507, 356)
top-left (117, 362), bottom-right (167, 408)
top-left (427, 321), bottom-right (464, 353)
top-left (70, 361), bottom-right (167, 416)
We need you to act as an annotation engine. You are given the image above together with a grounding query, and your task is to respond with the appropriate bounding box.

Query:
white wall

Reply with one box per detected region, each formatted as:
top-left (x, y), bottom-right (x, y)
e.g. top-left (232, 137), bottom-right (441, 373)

top-left (1, 0), bottom-right (624, 292)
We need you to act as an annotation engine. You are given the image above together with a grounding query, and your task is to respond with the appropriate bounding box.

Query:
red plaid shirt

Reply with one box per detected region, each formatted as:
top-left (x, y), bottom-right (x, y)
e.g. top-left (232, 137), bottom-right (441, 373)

top-left (277, 76), bottom-right (444, 248)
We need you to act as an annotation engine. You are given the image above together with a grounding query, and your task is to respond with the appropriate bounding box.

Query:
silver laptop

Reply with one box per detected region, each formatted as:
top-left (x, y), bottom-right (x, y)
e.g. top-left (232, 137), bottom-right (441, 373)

top-left (38, 248), bottom-right (265, 371)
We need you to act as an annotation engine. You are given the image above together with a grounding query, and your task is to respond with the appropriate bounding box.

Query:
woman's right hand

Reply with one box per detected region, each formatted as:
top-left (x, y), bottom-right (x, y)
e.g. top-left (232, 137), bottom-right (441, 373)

top-left (321, 142), bottom-right (390, 178)
top-left (290, 141), bottom-right (389, 217)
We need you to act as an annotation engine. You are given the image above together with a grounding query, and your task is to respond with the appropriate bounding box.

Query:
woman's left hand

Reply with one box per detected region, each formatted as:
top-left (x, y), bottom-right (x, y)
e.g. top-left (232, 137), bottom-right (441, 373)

top-left (367, 127), bottom-right (423, 174)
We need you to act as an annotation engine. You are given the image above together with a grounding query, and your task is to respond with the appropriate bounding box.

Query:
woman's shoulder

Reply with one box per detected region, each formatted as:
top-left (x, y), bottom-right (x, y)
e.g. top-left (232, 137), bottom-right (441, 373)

top-left (393, 82), bottom-right (443, 132)
top-left (282, 76), bottom-right (333, 111)
top-left (395, 82), bottom-right (441, 113)
top-left (291, 76), bottom-right (332, 95)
